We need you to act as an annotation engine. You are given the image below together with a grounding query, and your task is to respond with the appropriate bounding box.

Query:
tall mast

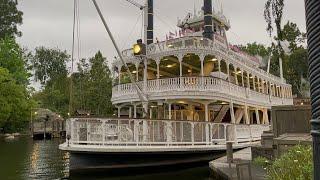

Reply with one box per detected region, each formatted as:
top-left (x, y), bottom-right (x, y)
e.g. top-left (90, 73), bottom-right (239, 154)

top-left (91, 0), bottom-right (149, 116)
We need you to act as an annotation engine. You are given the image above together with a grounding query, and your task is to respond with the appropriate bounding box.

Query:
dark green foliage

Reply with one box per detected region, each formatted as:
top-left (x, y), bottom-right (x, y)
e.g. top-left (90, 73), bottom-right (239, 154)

top-left (32, 47), bottom-right (70, 85)
top-left (72, 51), bottom-right (114, 116)
top-left (281, 21), bottom-right (306, 51)
top-left (0, 38), bottom-right (35, 133)
top-left (0, 37), bottom-right (30, 85)
top-left (0, 0), bottom-right (23, 39)
top-left (32, 49), bottom-right (114, 118)
top-left (31, 47), bottom-right (71, 117)
top-left (238, 42), bottom-right (270, 59)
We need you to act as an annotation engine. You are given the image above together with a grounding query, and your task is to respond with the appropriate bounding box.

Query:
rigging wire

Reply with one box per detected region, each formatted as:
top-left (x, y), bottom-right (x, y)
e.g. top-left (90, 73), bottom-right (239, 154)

top-left (153, 8), bottom-right (176, 32)
top-left (120, 12), bottom-right (142, 50)
top-left (75, 0), bottom-right (84, 110)
top-left (69, 0), bottom-right (77, 116)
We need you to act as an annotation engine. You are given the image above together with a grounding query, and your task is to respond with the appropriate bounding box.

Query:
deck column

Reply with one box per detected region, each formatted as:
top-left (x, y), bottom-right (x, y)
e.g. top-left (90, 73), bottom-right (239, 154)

top-left (229, 101), bottom-right (235, 124)
top-left (143, 59), bottom-right (148, 91)
top-left (234, 67), bottom-right (239, 85)
top-left (244, 105), bottom-right (250, 124)
top-left (168, 103), bottom-right (172, 120)
top-left (178, 54), bottom-right (183, 77)
top-left (156, 59), bottom-right (160, 79)
top-left (247, 74), bottom-right (251, 89)
top-left (253, 76), bottom-right (256, 91)
top-left (200, 54), bottom-right (205, 77)
top-left (241, 72), bottom-right (244, 87)
top-left (117, 107), bottom-right (121, 118)
top-left (205, 103), bottom-right (209, 122)
top-left (218, 59), bottom-right (221, 78)
top-left (129, 106), bottom-right (132, 118)
top-left (255, 108), bottom-right (261, 124)
top-left (134, 104), bottom-right (137, 118)
top-left (262, 109), bottom-right (269, 125)
top-left (227, 63), bottom-right (230, 82)
top-left (149, 108), bottom-right (153, 119)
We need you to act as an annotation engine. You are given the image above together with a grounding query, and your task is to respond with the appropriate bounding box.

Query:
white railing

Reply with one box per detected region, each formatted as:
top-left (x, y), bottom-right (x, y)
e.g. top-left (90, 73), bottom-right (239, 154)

top-left (119, 36), bottom-right (284, 83)
top-left (112, 76), bottom-right (290, 106)
top-left (66, 118), bottom-right (270, 147)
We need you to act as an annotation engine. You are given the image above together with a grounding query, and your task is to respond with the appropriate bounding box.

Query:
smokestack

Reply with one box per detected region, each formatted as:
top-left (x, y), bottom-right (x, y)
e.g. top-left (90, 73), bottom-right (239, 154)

top-left (147, 0), bottom-right (153, 44)
top-left (203, 0), bottom-right (213, 40)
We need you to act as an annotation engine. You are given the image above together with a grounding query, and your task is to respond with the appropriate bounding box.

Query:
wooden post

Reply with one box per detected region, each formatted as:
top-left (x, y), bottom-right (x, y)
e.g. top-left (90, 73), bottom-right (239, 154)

top-left (227, 141), bottom-right (233, 164)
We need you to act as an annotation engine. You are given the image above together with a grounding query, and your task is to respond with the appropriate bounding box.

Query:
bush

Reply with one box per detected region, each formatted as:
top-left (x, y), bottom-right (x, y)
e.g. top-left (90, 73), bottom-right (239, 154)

top-left (254, 145), bottom-right (313, 180)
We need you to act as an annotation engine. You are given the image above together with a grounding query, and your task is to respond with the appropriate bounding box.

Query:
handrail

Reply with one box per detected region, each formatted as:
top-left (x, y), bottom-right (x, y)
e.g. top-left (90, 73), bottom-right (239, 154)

top-left (117, 35), bottom-right (285, 84)
top-left (112, 76), bottom-right (293, 104)
top-left (66, 118), bottom-right (270, 147)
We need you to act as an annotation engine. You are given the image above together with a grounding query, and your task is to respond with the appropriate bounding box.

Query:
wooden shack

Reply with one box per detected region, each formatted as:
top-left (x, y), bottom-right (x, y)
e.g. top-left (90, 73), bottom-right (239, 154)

top-left (32, 109), bottom-right (65, 139)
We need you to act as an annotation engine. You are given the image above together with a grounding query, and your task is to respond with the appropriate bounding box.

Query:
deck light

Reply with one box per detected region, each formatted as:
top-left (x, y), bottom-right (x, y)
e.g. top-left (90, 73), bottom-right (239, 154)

top-left (188, 69), bottom-right (192, 73)
top-left (133, 39), bottom-right (146, 56)
top-left (132, 71), bottom-right (137, 73)
top-left (167, 44), bottom-right (173, 48)
top-left (34, 112), bottom-right (38, 115)
top-left (166, 64), bottom-right (176, 68)
top-left (210, 58), bottom-right (218, 62)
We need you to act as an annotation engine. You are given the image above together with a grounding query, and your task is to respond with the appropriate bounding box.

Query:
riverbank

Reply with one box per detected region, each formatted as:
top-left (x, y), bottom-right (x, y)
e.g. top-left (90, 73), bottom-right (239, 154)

top-left (209, 147), bottom-right (267, 180)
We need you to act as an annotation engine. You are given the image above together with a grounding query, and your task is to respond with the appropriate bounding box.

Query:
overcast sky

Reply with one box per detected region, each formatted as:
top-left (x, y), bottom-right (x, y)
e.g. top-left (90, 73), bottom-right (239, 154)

top-left (17, 0), bottom-right (306, 64)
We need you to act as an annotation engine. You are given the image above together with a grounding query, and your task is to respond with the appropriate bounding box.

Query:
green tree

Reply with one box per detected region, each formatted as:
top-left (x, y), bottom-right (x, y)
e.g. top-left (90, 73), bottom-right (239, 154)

top-left (282, 21), bottom-right (306, 51)
top-left (32, 76), bottom-right (70, 117)
top-left (283, 48), bottom-right (308, 97)
top-left (0, 38), bottom-right (34, 132)
top-left (31, 47), bottom-right (70, 117)
top-left (264, 0), bottom-right (285, 40)
top-left (73, 51), bottom-right (114, 116)
top-left (0, 0), bottom-right (23, 39)
top-left (264, 0), bottom-right (285, 79)
top-left (32, 47), bottom-right (70, 85)
top-left (0, 68), bottom-right (33, 132)
top-left (0, 37), bottom-right (29, 85)
top-left (239, 42), bottom-right (270, 58)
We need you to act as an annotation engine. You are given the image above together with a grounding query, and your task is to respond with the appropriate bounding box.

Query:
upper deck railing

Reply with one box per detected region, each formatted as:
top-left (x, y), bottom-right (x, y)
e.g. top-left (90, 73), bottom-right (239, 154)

top-left (119, 36), bottom-right (283, 83)
top-left (112, 76), bottom-right (293, 106)
top-left (66, 118), bottom-right (270, 147)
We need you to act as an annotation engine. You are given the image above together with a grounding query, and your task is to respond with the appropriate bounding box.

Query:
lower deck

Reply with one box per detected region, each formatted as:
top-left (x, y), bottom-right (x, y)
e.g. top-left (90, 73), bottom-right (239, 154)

top-left (61, 118), bottom-right (268, 172)
top-left (61, 118), bottom-right (269, 151)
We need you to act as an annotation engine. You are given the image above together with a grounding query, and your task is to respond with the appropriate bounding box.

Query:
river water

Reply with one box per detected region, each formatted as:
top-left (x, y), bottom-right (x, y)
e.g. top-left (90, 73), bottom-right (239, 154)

top-left (0, 136), bottom-right (217, 180)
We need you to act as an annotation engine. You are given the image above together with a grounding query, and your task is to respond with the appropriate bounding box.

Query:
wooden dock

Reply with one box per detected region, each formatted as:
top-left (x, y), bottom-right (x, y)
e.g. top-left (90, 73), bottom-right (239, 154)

top-left (209, 147), bottom-right (267, 180)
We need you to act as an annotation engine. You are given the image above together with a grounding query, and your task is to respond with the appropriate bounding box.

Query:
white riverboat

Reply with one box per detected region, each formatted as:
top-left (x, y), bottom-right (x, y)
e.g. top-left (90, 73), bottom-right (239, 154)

top-left (60, 0), bottom-right (293, 173)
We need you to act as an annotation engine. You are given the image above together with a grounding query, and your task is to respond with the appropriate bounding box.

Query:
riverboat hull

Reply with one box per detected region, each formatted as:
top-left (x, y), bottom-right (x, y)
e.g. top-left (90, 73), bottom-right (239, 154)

top-left (68, 149), bottom-right (226, 174)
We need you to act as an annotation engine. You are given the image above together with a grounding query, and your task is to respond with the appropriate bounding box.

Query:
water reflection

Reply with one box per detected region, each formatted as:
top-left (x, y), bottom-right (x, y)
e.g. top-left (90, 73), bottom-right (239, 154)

top-left (0, 137), bottom-right (69, 180)
top-left (0, 137), bottom-right (216, 180)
